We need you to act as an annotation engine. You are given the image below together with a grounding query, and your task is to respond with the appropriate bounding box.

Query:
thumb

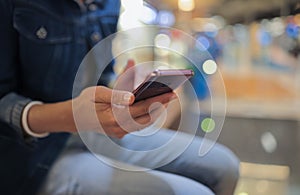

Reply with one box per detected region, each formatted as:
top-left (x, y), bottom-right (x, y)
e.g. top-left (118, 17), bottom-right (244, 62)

top-left (114, 59), bottom-right (136, 92)
top-left (124, 59), bottom-right (135, 73)
top-left (95, 86), bottom-right (135, 105)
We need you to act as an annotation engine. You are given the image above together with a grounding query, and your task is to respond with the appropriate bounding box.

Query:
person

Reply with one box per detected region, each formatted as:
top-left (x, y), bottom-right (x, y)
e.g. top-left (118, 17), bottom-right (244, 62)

top-left (0, 0), bottom-right (239, 194)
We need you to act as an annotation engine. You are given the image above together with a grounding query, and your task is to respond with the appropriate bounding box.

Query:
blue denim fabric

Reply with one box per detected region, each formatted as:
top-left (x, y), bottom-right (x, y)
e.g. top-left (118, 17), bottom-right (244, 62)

top-left (0, 0), bottom-right (120, 194)
top-left (38, 131), bottom-right (239, 195)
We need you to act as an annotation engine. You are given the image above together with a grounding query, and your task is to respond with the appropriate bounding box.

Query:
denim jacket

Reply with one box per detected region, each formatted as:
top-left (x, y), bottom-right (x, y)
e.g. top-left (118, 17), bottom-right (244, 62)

top-left (0, 0), bottom-right (120, 194)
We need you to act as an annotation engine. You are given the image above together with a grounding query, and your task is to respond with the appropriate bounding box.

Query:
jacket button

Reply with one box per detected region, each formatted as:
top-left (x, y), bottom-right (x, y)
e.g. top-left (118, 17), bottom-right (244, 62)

top-left (36, 27), bottom-right (47, 39)
top-left (91, 32), bottom-right (101, 42)
top-left (88, 4), bottom-right (98, 11)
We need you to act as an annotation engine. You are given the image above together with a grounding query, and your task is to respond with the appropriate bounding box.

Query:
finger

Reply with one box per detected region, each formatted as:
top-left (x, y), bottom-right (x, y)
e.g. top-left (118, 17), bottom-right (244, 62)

top-left (100, 126), bottom-right (128, 138)
top-left (102, 93), bottom-right (176, 130)
top-left (129, 92), bottom-right (177, 118)
top-left (125, 106), bottom-right (165, 132)
top-left (115, 59), bottom-right (136, 91)
top-left (104, 106), bottom-right (164, 134)
top-left (162, 92), bottom-right (179, 107)
top-left (94, 86), bottom-right (135, 105)
top-left (124, 59), bottom-right (135, 72)
top-left (137, 106), bottom-right (164, 125)
top-left (100, 130), bottom-right (128, 139)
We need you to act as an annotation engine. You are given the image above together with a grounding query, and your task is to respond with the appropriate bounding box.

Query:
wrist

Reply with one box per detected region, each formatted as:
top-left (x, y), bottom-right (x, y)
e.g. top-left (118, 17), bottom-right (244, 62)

top-left (59, 100), bottom-right (77, 132)
top-left (22, 101), bottom-right (49, 138)
top-left (27, 100), bottom-right (77, 134)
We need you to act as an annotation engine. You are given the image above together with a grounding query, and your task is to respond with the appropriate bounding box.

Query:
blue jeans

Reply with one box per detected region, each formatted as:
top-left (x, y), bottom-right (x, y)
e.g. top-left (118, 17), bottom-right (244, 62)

top-left (38, 129), bottom-right (239, 195)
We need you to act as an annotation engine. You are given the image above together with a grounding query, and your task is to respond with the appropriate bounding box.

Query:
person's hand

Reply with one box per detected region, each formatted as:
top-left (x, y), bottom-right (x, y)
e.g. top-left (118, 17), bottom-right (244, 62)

top-left (72, 86), bottom-right (176, 138)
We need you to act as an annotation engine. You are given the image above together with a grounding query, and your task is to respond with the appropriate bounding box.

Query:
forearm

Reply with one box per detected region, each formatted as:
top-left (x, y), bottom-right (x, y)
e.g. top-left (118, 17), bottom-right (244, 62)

top-left (27, 100), bottom-right (76, 134)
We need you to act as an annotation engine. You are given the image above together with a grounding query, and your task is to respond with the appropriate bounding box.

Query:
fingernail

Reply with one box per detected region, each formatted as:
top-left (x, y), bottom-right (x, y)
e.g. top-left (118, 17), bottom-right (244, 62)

top-left (127, 59), bottom-right (135, 66)
top-left (123, 93), bottom-right (133, 103)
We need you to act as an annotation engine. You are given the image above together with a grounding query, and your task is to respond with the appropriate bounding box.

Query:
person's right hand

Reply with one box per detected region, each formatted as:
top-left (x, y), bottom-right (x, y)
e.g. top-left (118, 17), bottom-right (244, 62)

top-left (72, 86), bottom-right (176, 138)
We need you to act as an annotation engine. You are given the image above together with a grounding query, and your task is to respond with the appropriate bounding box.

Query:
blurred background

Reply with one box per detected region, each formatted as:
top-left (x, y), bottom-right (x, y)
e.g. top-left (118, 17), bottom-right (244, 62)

top-left (112, 0), bottom-right (300, 194)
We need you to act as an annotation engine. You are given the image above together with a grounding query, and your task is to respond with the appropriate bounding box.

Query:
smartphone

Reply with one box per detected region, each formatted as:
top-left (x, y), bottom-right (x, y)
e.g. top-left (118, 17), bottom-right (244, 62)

top-left (132, 69), bottom-right (194, 102)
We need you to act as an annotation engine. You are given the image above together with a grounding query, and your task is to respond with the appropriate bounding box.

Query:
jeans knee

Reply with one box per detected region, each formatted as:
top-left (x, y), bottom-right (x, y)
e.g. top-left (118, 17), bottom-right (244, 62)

top-left (223, 148), bottom-right (240, 183)
top-left (215, 145), bottom-right (240, 194)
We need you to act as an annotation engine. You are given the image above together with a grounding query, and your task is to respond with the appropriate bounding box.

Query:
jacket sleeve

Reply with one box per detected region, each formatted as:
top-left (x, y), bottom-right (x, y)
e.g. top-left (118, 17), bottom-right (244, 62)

top-left (0, 0), bottom-right (32, 139)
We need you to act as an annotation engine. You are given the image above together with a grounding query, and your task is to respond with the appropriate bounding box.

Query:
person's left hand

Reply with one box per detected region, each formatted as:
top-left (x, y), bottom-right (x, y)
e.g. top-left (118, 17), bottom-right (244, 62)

top-left (109, 59), bottom-right (177, 133)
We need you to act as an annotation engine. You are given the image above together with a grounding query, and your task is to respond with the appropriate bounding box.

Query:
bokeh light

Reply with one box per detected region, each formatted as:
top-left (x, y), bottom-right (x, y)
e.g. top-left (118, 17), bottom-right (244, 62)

top-left (201, 118), bottom-right (216, 133)
top-left (286, 23), bottom-right (299, 38)
top-left (257, 29), bottom-right (272, 46)
top-left (204, 23), bottom-right (218, 38)
top-left (196, 35), bottom-right (210, 51)
top-left (261, 132), bottom-right (277, 153)
top-left (154, 33), bottom-right (171, 48)
top-left (202, 60), bottom-right (217, 75)
top-left (270, 17), bottom-right (285, 37)
top-left (157, 10), bottom-right (175, 27)
top-left (178, 0), bottom-right (195, 12)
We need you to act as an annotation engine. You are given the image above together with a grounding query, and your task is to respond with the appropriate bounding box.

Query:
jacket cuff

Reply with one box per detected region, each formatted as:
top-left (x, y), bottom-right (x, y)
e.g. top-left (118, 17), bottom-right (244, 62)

top-left (0, 92), bottom-right (31, 137)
